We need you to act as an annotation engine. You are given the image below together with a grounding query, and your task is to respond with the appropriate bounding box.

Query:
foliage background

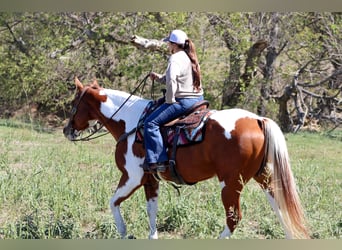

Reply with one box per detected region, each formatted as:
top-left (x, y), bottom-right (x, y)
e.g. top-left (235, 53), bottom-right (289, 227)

top-left (0, 12), bottom-right (341, 129)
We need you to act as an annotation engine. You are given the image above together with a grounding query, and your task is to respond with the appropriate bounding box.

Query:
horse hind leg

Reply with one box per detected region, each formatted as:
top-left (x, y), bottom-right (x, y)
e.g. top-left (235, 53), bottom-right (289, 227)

top-left (219, 179), bottom-right (244, 239)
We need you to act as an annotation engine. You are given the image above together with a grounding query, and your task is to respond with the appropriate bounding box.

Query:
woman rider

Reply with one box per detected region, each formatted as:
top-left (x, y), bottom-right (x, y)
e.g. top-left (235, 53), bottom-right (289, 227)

top-left (141, 29), bottom-right (204, 173)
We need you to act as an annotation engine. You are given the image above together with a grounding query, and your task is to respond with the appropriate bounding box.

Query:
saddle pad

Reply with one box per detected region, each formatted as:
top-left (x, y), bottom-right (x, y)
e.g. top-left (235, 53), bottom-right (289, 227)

top-left (163, 109), bottom-right (213, 147)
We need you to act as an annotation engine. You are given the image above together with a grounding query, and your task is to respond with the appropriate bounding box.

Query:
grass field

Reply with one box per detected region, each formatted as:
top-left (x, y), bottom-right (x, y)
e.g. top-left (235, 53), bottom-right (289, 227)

top-left (0, 119), bottom-right (341, 239)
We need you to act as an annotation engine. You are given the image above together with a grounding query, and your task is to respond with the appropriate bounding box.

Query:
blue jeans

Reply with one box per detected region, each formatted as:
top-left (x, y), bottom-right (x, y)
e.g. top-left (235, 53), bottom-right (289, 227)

top-left (144, 96), bottom-right (204, 164)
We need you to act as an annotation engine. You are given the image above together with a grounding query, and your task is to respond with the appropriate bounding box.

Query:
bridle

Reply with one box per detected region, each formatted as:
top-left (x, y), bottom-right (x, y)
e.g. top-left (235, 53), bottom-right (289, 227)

top-left (70, 86), bottom-right (89, 120)
top-left (67, 73), bottom-right (151, 142)
top-left (66, 85), bottom-right (107, 142)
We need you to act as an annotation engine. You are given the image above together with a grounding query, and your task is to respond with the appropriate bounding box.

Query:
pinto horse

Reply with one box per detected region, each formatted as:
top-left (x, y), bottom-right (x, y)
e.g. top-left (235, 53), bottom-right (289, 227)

top-left (63, 77), bottom-right (309, 239)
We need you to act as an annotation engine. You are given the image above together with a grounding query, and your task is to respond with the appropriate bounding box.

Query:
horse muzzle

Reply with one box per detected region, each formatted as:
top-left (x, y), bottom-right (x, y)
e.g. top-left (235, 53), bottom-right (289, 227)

top-left (63, 121), bottom-right (80, 141)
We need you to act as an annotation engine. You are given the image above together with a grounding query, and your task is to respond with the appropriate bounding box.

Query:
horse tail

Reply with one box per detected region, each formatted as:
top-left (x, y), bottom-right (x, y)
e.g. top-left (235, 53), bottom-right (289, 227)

top-left (262, 118), bottom-right (310, 239)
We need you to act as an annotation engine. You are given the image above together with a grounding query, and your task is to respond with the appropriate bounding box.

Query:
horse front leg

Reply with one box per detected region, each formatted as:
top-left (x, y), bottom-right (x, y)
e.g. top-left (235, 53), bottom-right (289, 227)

top-left (110, 173), bottom-right (143, 239)
top-left (110, 197), bottom-right (127, 238)
top-left (143, 175), bottom-right (160, 239)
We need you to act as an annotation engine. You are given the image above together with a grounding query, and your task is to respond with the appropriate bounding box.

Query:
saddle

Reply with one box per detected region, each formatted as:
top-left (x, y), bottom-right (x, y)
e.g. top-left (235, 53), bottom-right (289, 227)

top-left (135, 99), bottom-right (212, 147)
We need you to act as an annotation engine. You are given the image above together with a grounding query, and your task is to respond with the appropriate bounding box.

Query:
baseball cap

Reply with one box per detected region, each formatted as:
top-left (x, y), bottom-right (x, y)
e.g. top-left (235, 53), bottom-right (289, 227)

top-left (163, 29), bottom-right (188, 45)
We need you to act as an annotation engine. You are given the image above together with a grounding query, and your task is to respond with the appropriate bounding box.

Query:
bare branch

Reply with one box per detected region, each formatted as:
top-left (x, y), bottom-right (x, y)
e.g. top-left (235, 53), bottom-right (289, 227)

top-left (3, 20), bottom-right (28, 55)
top-left (130, 35), bottom-right (167, 52)
top-left (297, 69), bottom-right (342, 88)
top-left (301, 88), bottom-right (341, 100)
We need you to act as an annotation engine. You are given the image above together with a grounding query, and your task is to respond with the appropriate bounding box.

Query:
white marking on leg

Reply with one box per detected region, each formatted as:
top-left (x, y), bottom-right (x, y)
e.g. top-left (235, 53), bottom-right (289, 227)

top-left (219, 225), bottom-right (232, 239)
top-left (110, 197), bottom-right (127, 238)
top-left (147, 196), bottom-right (159, 239)
top-left (264, 191), bottom-right (293, 239)
top-left (219, 181), bottom-right (232, 239)
top-left (109, 162), bottom-right (144, 238)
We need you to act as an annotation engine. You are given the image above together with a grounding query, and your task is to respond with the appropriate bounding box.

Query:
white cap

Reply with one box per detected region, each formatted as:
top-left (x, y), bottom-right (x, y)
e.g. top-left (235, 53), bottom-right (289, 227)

top-left (163, 29), bottom-right (188, 45)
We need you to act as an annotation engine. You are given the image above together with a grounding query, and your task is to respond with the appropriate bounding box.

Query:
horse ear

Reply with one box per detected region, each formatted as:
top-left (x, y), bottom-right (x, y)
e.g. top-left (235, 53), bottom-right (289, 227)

top-left (75, 77), bottom-right (84, 90)
top-left (92, 79), bottom-right (99, 87)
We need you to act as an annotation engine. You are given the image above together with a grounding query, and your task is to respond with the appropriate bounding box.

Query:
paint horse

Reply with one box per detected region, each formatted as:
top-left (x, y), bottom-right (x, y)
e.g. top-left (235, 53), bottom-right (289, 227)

top-left (63, 77), bottom-right (310, 239)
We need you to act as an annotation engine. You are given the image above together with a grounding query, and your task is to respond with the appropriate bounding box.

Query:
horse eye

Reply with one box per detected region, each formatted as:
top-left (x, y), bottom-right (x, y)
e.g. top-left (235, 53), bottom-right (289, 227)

top-left (71, 107), bottom-right (77, 115)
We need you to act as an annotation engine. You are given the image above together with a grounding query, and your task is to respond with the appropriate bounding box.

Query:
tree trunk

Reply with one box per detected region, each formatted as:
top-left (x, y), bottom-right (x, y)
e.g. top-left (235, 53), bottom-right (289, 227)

top-left (276, 85), bottom-right (294, 132)
top-left (221, 51), bottom-right (242, 108)
top-left (222, 40), bottom-right (268, 109)
top-left (257, 13), bottom-right (280, 117)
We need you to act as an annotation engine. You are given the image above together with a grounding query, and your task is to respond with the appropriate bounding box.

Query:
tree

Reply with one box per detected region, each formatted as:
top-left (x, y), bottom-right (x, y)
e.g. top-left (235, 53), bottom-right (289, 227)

top-left (0, 12), bottom-right (341, 131)
top-left (206, 12), bottom-right (341, 131)
top-left (274, 12), bottom-right (342, 132)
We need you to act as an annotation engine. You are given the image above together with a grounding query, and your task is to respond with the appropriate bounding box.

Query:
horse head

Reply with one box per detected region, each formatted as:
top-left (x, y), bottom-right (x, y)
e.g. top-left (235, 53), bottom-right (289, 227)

top-left (63, 77), bottom-right (104, 141)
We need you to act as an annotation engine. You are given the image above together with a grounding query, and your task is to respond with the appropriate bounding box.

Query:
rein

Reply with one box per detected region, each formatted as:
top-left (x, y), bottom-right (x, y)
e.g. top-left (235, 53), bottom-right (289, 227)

top-left (70, 73), bottom-right (150, 142)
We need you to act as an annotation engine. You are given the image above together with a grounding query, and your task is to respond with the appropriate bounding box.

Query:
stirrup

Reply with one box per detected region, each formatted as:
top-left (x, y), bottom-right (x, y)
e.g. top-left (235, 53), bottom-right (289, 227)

top-left (140, 162), bottom-right (168, 173)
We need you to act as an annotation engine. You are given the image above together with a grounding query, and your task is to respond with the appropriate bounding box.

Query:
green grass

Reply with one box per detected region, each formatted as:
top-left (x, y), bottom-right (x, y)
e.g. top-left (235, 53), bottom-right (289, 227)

top-left (0, 119), bottom-right (341, 239)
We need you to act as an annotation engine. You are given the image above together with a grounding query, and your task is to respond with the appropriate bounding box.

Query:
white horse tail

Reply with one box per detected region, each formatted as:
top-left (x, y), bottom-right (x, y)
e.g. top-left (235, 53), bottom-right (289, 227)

top-left (262, 118), bottom-right (310, 239)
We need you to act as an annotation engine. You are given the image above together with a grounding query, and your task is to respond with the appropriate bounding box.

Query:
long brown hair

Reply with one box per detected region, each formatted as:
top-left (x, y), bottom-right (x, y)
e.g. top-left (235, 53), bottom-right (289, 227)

top-left (178, 39), bottom-right (202, 91)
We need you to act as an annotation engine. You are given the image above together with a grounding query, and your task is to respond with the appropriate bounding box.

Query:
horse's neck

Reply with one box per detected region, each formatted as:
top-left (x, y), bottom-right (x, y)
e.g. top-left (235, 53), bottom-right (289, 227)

top-left (99, 89), bottom-right (149, 131)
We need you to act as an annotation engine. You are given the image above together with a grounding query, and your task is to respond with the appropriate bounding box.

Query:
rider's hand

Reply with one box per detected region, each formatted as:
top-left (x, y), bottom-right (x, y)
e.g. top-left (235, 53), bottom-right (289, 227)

top-left (150, 72), bottom-right (160, 81)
